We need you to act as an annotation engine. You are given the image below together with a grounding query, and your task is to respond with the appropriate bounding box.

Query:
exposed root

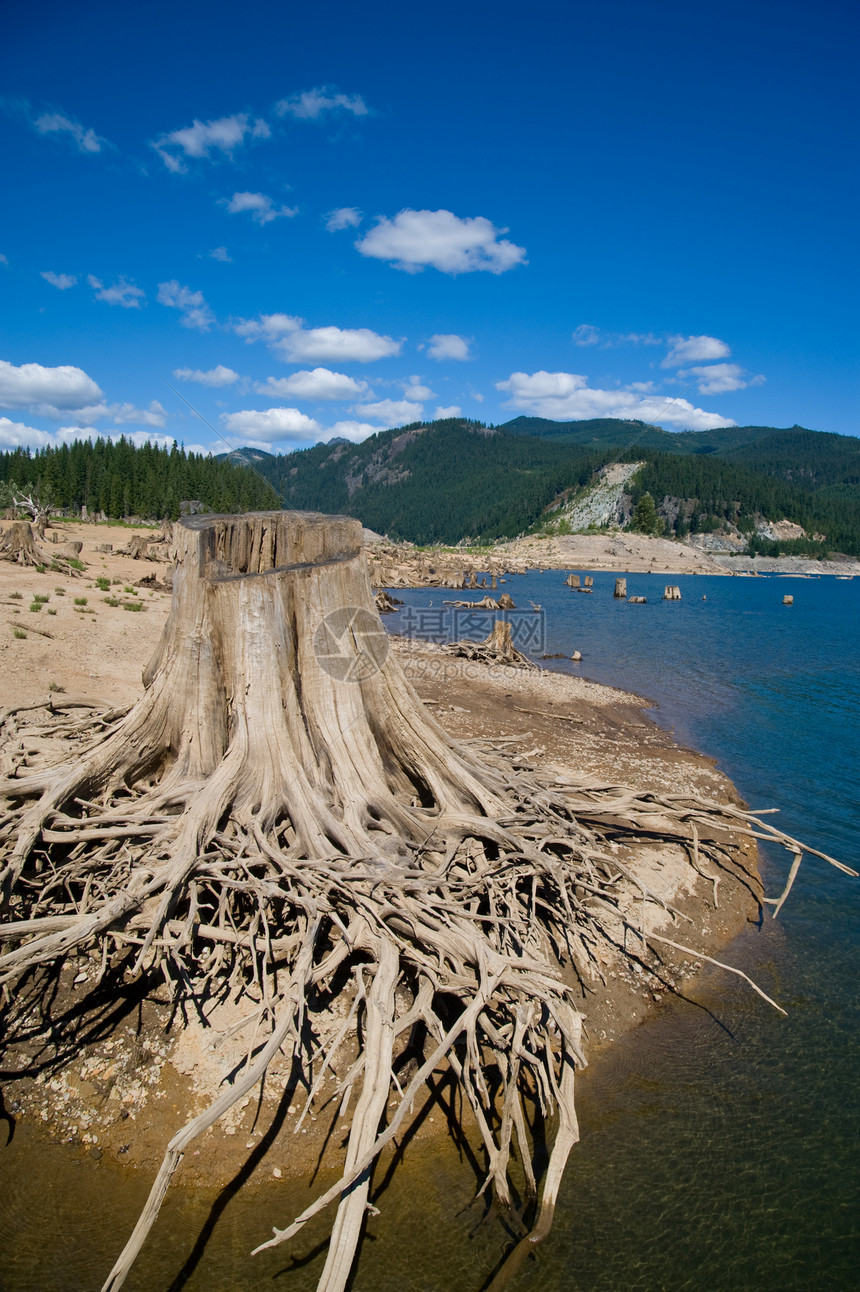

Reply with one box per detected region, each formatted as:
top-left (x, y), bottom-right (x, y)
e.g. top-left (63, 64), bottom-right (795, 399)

top-left (1, 510), bottom-right (853, 1292)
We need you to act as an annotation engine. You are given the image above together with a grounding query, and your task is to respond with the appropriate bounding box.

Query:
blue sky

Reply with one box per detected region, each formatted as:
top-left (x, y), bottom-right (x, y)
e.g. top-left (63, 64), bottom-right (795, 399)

top-left (2, 0), bottom-right (857, 456)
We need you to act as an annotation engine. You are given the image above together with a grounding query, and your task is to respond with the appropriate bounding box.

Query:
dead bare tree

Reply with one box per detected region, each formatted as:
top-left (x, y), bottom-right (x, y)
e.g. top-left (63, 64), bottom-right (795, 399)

top-left (0, 510), bottom-right (852, 1292)
top-left (9, 484), bottom-right (58, 537)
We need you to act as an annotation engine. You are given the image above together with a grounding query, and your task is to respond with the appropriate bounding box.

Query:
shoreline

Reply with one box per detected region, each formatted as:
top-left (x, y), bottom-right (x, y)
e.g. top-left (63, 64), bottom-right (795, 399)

top-left (1, 523), bottom-right (761, 1190)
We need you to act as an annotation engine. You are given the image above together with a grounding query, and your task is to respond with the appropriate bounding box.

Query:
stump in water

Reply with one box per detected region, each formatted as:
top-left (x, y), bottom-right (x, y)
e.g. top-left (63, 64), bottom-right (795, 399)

top-left (0, 510), bottom-right (851, 1292)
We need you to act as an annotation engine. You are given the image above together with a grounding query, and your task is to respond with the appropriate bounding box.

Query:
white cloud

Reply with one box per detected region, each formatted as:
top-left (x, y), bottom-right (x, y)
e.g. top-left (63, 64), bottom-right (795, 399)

top-left (681, 363), bottom-right (766, 395)
top-left (34, 111), bottom-right (107, 154)
top-left (87, 275), bottom-right (145, 308)
top-left (222, 406), bottom-right (322, 444)
top-left (278, 326), bottom-right (402, 364)
top-left (222, 191), bottom-right (297, 225)
top-left (572, 324), bottom-right (600, 346)
top-left (401, 377), bottom-right (434, 400)
top-left (152, 113), bottom-right (270, 173)
top-left (157, 280), bottom-right (215, 331)
top-left (427, 333), bottom-right (471, 361)
top-left (496, 370), bottom-right (735, 432)
top-left (210, 246), bottom-right (232, 262)
top-left (357, 209), bottom-right (527, 275)
top-left (435, 405), bottom-right (462, 419)
top-left (0, 416), bottom-right (55, 449)
top-left (325, 207), bottom-right (363, 232)
top-left (323, 421), bottom-right (378, 443)
top-left (255, 368), bottom-right (368, 401)
top-left (274, 88), bottom-right (368, 120)
top-left (0, 360), bottom-right (103, 413)
top-left (41, 271), bottom-right (77, 290)
top-left (62, 400), bottom-right (167, 428)
top-left (663, 334), bottom-right (731, 367)
top-left (234, 313), bottom-right (402, 363)
top-left (354, 398), bottom-right (423, 426)
top-left (573, 325), bottom-right (662, 348)
top-left (173, 365), bottom-right (239, 388)
top-left (234, 312), bottom-right (303, 342)
top-left (0, 254), bottom-right (9, 266)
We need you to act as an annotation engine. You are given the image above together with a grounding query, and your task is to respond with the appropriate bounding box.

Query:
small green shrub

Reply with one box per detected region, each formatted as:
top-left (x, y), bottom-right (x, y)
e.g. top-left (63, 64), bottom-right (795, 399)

top-left (66, 558), bottom-right (85, 570)
top-left (12, 627), bottom-right (26, 639)
top-left (123, 585), bottom-right (134, 594)
top-left (95, 576), bottom-right (110, 591)
top-left (47, 608), bottom-right (57, 615)
top-left (9, 591), bottom-right (22, 600)
top-left (74, 597), bottom-right (88, 606)
top-left (48, 681), bottom-right (65, 693)
top-left (29, 602), bottom-right (42, 612)
top-left (103, 597), bottom-right (120, 607)
top-left (123, 601), bottom-right (145, 612)
top-left (33, 593), bottom-right (50, 603)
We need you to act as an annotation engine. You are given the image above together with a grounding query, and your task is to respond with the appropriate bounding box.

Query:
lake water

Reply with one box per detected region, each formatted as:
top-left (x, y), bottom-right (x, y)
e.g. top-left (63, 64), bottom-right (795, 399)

top-left (2, 571), bottom-right (858, 1291)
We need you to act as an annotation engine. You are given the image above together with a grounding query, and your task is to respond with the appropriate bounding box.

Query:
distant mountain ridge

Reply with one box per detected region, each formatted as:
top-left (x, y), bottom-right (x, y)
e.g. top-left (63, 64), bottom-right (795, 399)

top-left (222, 417), bottom-right (860, 555)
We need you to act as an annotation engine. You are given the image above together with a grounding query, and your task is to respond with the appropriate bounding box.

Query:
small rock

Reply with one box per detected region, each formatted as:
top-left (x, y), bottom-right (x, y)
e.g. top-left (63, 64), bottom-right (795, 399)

top-left (272, 1167), bottom-right (282, 1178)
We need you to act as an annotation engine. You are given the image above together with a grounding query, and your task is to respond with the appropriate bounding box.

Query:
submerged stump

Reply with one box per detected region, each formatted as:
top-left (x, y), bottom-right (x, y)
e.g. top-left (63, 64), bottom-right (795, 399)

top-left (0, 510), bottom-right (849, 1292)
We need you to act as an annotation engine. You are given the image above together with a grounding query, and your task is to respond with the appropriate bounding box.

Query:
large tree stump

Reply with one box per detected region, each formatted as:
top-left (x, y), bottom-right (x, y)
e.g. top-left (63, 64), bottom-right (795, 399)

top-left (0, 510), bottom-right (849, 1292)
top-left (0, 521), bottom-right (45, 566)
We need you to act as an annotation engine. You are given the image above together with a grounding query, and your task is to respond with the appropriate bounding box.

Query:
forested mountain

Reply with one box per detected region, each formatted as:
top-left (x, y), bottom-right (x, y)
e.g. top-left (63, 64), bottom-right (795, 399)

top-left (0, 438), bottom-right (280, 519)
top-left (251, 420), bottom-right (606, 545)
top-left (246, 417), bottom-right (860, 554)
top-left (3, 419), bottom-right (857, 556)
top-left (500, 416), bottom-right (797, 455)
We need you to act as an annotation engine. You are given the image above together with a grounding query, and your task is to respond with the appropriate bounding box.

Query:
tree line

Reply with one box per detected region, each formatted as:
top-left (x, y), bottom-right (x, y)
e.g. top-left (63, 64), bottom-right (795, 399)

top-left (0, 438), bottom-right (280, 520)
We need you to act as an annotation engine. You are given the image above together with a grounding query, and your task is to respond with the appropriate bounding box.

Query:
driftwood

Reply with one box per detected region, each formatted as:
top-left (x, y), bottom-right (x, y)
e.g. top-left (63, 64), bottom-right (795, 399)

top-left (443, 596), bottom-right (501, 610)
top-left (0, 509), bottom-right (853, 1292)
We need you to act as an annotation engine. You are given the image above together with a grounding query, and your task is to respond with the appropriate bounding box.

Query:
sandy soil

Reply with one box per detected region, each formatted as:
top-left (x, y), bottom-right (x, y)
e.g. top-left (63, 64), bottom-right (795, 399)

top-left (0, 520), bottom-right (173, 708)
top-left (0, 521), bottom-right (760, 1189)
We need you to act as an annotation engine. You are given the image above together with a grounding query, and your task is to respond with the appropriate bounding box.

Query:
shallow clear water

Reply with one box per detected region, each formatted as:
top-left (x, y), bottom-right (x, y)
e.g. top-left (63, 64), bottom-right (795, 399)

top-left (2, 571), bottom-right (858, 1291)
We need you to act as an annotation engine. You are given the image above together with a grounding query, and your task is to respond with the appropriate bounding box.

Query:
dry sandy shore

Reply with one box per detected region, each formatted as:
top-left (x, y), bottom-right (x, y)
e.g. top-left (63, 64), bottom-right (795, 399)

top-left (0, 520), bottom-right (760, 1187)
top-left (492, 530), bottom-right (730, 574)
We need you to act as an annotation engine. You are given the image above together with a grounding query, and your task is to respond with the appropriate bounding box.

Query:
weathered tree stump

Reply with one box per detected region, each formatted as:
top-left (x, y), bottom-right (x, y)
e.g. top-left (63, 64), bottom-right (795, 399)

top-left (0, 510), bottom-right (848, 1292)
top-left (116, 534), bottom-right (158, 560)
top-left (0, 521), bottom-right (45, 566)
top-left (0, 521), bottom-right (83, 573)
top-left (614, 577), bottom-right (627, 598)
top-left (564, 573), bottom-right (581, 588)
top-left (663, 585), bottom-right (681, 600)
